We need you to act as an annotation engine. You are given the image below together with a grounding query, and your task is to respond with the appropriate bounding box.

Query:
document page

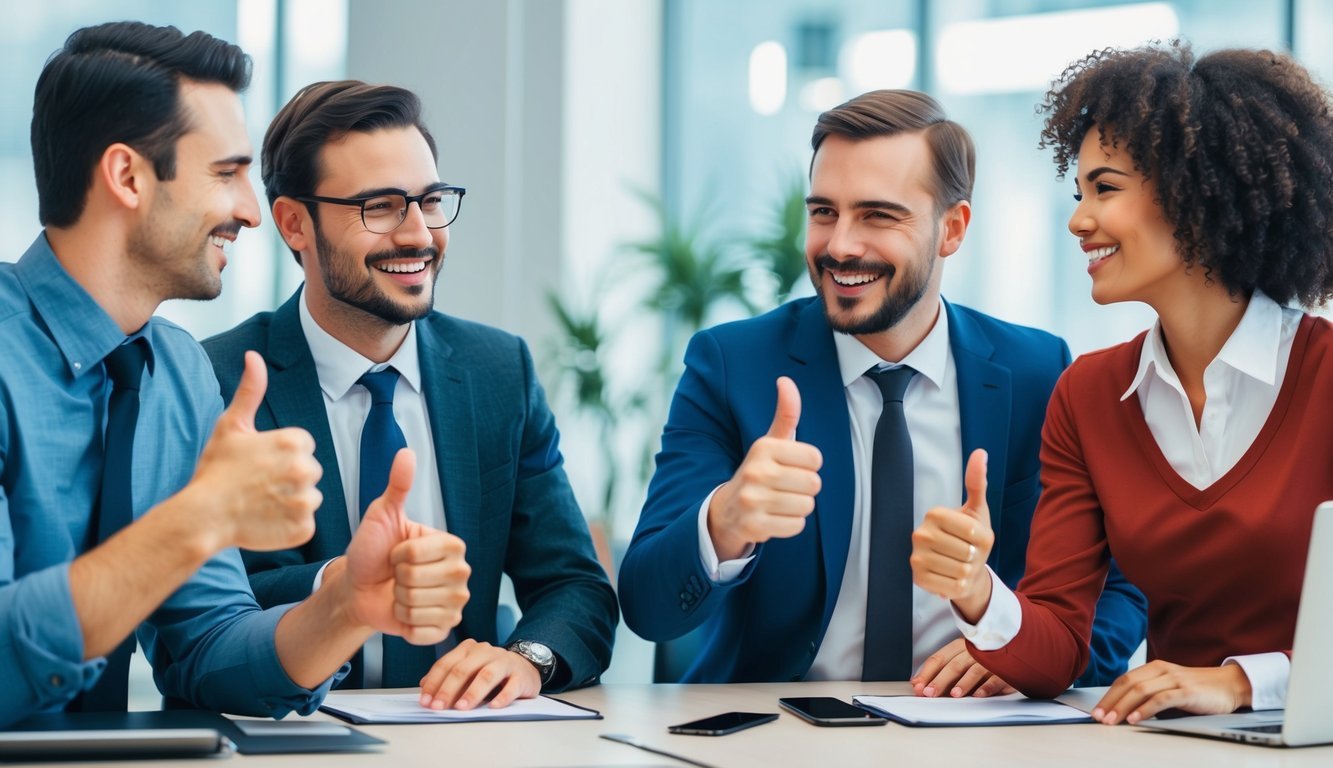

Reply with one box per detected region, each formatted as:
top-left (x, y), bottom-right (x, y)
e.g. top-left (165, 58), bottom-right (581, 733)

top-left (321, 693), bottom-right (601, 724)
top-left (852, 693), bottom-right (1092, 726)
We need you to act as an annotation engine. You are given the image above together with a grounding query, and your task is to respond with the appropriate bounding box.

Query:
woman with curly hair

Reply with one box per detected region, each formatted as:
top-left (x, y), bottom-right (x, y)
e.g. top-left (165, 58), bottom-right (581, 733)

top-left (910, 41), bottom-right (1333, 724)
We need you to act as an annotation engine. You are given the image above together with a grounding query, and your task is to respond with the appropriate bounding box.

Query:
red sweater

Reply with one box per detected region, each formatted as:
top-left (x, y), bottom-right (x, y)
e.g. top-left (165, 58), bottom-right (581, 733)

top-left (972, 315), bottom-right (1333, 698)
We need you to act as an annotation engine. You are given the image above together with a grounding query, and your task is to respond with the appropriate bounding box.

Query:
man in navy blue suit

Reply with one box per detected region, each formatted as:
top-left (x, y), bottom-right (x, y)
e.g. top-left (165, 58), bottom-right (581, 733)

top-left (204, 81), bottom-right (616, 709)
top-left (619, 90), bottom-right (1145, 691)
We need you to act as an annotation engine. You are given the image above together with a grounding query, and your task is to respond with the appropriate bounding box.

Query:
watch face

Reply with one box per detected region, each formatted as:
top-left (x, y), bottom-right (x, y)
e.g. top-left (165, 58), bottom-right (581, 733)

top-left (520, 641), bottom-right (554, 666)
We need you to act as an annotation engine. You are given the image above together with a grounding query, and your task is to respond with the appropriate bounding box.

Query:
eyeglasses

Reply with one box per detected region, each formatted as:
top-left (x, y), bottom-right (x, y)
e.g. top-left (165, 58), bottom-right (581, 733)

top-left (295, 184), bottom-right (466, 234)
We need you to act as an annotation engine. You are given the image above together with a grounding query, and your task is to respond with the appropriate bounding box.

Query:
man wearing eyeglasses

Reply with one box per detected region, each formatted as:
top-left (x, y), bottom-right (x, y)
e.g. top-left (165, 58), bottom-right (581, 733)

top-left (204, 81), bottom-right (616, 710)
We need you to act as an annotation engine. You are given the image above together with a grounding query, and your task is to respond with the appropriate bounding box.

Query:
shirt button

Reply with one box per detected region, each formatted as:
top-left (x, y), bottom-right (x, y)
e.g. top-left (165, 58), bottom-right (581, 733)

top-left (72, 362), bottom-right (82, 371)
top-left (49, 674), bottom-right (63, 687)
top-left (809, 642), bottom-right (817, 655)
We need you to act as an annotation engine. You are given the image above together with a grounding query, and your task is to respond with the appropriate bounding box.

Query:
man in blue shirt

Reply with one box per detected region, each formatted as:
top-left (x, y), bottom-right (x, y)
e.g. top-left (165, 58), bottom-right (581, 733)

top-left (0, 22), bottom-right (471, 728)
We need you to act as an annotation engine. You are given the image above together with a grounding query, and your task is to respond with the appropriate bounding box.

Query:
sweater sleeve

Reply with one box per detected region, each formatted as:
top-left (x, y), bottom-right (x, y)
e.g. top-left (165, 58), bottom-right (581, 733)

top-left (968, 371), bottom-right (1114, 698)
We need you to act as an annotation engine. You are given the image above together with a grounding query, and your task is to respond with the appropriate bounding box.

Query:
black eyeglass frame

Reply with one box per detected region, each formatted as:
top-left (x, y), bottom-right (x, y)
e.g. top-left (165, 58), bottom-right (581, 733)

top-left (294, 184), bottom-right (466, 233)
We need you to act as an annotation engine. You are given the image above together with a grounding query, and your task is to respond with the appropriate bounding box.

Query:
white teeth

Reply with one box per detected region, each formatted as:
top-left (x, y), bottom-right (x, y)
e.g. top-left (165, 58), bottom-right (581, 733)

top-left (1087, 245), bottom-right (1119, 264)
top-left (377, 261), bottom-right (427, 274)
top-left (209, 235), bottom-right (229, 251)
top-left (831, 272), bottom-right (880, 286)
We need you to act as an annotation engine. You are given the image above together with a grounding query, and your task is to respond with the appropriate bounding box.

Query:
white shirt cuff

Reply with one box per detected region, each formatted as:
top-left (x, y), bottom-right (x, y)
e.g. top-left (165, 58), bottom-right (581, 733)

top-left (311, 558), bottom-right (335, 594)
top-left (1223, 652), bottom-right (1290, 711)
top-left (951, 566), bottom-right (1021, 651)
top-left (696, 485), bottom-right (755, 583)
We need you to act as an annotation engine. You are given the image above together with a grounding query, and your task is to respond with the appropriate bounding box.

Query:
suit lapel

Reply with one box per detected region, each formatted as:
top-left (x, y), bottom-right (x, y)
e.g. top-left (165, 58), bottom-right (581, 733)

top-left (416, 318), bottom-right (485, 637)
top-left (265, 291), bottom-right (353, 556)
top-left (946, 301), bottom-right (1011, 539)
top-left (789, 300), bottom-right (856, 631)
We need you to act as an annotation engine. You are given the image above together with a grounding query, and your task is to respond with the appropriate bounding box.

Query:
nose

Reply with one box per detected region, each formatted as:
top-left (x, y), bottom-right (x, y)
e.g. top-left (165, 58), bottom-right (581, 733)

top-left (1068, 198), bottom-right (1094, 239)
top-left (824, 216), bottom-right (865, 260)
top-left (392, 200), bottom-right (433, 249)
top-left (236, 175), bottom-right (262, 229)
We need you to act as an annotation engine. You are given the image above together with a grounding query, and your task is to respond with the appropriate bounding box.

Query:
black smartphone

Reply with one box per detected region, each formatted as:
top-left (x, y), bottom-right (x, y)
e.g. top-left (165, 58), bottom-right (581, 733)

top-left (667, 711), bottom-right (779, 736)
top-left (778, 697), bottom-right (888, 727)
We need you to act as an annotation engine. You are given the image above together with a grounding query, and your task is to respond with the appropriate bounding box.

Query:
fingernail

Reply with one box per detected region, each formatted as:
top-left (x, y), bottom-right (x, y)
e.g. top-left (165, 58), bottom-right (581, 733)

top-left (1091, 708), bottom-right (1104, 720)
top-left (457, 699), bottom-right (469, 710)
top-left (430, 700), bottom-right (444, 711)
top-left (923, 686), bottom-right (935, 697)
top-left (1127, 713), bottom-right (1140, 724)
top-left (419, 694), bottom-right (431, 707)
top-left (951, 687), bottom-right (962, 698)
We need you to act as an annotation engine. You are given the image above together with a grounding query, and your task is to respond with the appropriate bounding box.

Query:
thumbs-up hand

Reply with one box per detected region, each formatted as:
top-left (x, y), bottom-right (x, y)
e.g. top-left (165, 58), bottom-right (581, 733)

top-left (910, 449), bottom-right (995, 621)
top-left (190, 351), bottom-right (323, 553)
top-left (707, 377), bottom-right (824, 561)
top-left (342, 448), bottom-right (470, 645)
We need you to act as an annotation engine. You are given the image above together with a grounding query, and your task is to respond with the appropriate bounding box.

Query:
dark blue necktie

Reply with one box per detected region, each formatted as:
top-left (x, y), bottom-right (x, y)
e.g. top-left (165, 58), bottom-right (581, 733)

top-left (75, 338), bottom-right (148, 712)
top-left (356, 368), bottom-right (434, 688)
top-left (862, 365), bottom-right (917, 681)
top-left (357, 368), bottom-right (407, 517)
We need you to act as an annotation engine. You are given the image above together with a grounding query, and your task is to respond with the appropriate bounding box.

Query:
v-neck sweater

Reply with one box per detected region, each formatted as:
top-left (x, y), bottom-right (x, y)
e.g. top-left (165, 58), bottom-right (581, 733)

top-left (972, 314), bottom-right (1333, 698)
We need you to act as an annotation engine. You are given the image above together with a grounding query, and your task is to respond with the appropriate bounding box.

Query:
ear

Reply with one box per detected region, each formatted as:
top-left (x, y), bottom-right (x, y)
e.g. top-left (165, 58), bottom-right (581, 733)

top-left (938, 200), bottom-right (972, 258)
top-left (97, 143), bottom-right (151, 212)
top-left (272, 196), bottom-right (315, 254)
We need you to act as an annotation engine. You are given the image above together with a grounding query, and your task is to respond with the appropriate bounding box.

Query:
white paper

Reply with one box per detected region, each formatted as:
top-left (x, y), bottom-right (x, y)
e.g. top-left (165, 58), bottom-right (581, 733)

top-left (321, 693), bottom-right (599, 724)
top-left (853, 693), bottom-right (1091, 725)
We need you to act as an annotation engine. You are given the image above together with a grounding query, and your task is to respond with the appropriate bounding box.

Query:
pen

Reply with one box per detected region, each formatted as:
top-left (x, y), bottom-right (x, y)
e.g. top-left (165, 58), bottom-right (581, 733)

top-left (599, 733), bottom-right (719, 768)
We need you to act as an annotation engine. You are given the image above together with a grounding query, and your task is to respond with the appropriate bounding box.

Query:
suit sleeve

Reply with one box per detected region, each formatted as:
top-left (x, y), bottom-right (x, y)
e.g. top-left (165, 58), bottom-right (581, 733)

top-left (618, 330), bottom-right (762, 642)
top-left (971, 371), bottom-right (1119, 698)
top-left (503, 339), bottom-right (618, 692)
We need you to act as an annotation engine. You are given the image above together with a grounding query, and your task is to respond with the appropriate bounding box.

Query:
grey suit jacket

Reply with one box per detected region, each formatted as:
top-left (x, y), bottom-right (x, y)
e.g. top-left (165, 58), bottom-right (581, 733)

top-left (202, 289), bottom-right (618, 691)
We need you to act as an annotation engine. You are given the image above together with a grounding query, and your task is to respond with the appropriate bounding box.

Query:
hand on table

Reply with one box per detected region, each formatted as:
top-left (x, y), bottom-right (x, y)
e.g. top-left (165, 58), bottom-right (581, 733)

top-left (912, 638), bottom-right (1015, 698)
top-left (1092, 661), bottom-right (1252, 725)
top-left (418, 639), bottom-right (543, 711)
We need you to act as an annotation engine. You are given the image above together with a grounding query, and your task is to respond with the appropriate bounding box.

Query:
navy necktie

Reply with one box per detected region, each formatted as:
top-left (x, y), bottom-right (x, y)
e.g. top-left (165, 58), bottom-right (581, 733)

top-left (75, 338), bottom-right (148, 712)
top-left (862, 365), bottom-right (917, 681)
top-left (356, 368), bottom-right (435, 688)
top-left (357, 368), bottom-right (407, 517)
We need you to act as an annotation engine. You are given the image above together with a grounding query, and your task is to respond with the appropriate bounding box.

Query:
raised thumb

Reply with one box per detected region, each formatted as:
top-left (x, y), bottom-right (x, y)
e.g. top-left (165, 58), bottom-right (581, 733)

top-left (766, 376), bottom-right (801, 440)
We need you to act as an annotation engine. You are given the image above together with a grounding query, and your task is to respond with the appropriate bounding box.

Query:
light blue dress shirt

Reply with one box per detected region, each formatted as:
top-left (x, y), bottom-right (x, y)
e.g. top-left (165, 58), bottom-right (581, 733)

top-left (0, 234), bottom-right (341, 728)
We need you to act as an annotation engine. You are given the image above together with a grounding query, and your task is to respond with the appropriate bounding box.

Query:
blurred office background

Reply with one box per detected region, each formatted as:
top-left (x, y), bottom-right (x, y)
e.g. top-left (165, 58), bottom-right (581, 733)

top-left (3, 1), bottom-right (1330, 694)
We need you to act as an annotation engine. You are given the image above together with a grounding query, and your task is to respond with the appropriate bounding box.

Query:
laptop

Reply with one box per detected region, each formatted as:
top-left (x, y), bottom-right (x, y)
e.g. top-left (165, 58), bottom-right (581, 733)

top-left (1139, 501), bottom-right (1333, 747)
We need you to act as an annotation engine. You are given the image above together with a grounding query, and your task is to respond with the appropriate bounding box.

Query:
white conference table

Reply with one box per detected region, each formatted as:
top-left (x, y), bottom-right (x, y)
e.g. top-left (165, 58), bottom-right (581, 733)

top-left (39, 681), bottom-right (1333, 767)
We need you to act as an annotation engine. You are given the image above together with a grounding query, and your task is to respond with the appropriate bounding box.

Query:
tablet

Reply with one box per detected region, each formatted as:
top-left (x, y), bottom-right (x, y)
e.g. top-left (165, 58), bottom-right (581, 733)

top-left (0, 728), bottom-right (233, 760)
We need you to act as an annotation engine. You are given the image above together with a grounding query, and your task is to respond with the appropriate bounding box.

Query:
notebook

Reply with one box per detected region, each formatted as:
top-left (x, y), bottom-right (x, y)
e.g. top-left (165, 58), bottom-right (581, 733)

top-left (1138, 501), bottom-right (1333, 747)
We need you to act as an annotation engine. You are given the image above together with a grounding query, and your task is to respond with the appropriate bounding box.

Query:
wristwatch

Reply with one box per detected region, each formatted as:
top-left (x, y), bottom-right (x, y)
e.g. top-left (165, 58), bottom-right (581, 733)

top-left (507, 640), bottom-right (556, 686)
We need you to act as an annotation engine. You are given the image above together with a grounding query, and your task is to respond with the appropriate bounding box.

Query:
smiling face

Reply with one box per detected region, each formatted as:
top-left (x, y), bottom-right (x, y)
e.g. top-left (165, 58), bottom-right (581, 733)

top-left (1069, 129), bottom-right (1185, 307)
top-left (805, 132), bottom-right (960, 340)
top-left (129, 80), bottom-right (260, 301)
top-left (301, 126), bottom-right (447, 326)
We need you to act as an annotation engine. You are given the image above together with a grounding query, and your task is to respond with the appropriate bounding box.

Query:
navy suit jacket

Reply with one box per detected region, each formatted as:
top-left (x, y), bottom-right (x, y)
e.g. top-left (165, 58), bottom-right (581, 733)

top-left (202, 290), bottom-right (618, 691)
top-left (619, 297), bottom-right (1145, 684)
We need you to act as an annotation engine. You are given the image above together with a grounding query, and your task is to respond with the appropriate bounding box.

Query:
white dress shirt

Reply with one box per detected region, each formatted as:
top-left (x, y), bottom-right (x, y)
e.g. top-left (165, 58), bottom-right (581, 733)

top-left (959, 290), bottom-right (1299, 709)
top-left (698, 299), bottom-right (964, 679)
top-left (301, 291), bottom-right (448, 687)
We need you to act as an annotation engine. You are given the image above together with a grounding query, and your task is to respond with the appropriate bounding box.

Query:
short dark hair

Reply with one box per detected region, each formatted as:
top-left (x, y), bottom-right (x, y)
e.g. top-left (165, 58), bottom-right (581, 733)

top-left (811, 89), bottom-right (975, 214)
top-left (31, 21), bottom-right (251, 228)
top-left (262, 80), bottom-right (438, 264)
top-left (1040, 41), bottom-right (1333, 306)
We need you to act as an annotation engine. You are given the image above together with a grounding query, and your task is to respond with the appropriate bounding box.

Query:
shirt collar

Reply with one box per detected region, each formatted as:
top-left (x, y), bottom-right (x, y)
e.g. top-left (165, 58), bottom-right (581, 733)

top-left (15, 232), bottom-right (156, 379)
top-left (1120, 289), bottom-right (1285, 401)
top-left (298, 288), bottom-right (421, 401)
top-left (832, 297), bottom-right (950, 390)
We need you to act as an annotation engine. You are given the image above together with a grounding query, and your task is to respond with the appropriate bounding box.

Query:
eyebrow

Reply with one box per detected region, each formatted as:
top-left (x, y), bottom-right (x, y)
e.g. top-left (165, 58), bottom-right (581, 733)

top-left (1084, 166), bottom-right (1132, 182)
top-left (212, 154), bottom-right (253, 167)
top-left (347, 182), bottom-right (450, 198)
top-left (805, 195), bottom-right (913, 216)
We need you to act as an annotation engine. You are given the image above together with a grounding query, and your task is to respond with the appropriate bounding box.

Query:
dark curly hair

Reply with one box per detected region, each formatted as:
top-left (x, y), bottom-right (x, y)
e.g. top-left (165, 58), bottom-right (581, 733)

top-left (1039, 41), bottom-right (1333, 307)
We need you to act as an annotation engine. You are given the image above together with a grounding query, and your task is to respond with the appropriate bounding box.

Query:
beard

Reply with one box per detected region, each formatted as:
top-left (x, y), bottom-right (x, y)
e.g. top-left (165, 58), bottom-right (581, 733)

top-left (809, 249), bottom-right (936, 336)
top-left (314, 225), bottom-right (441, 326)
top-left (129, 189), bottom-right (239, 302)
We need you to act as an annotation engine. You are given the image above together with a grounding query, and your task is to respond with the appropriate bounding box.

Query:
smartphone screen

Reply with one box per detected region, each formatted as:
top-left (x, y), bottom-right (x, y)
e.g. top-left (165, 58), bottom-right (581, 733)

top-left (667, 711), bottom-right (779, 736)
top-left (778, 697), bottom-right (888, 727)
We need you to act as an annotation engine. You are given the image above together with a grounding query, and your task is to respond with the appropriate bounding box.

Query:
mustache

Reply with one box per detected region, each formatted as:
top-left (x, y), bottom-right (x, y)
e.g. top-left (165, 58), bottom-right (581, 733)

top-left (813, 254), bottom-right (893, 276)
top-left (209, 221), bottom-right (245, 239)
top-left (366, 246), bottom-right (440, 265)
